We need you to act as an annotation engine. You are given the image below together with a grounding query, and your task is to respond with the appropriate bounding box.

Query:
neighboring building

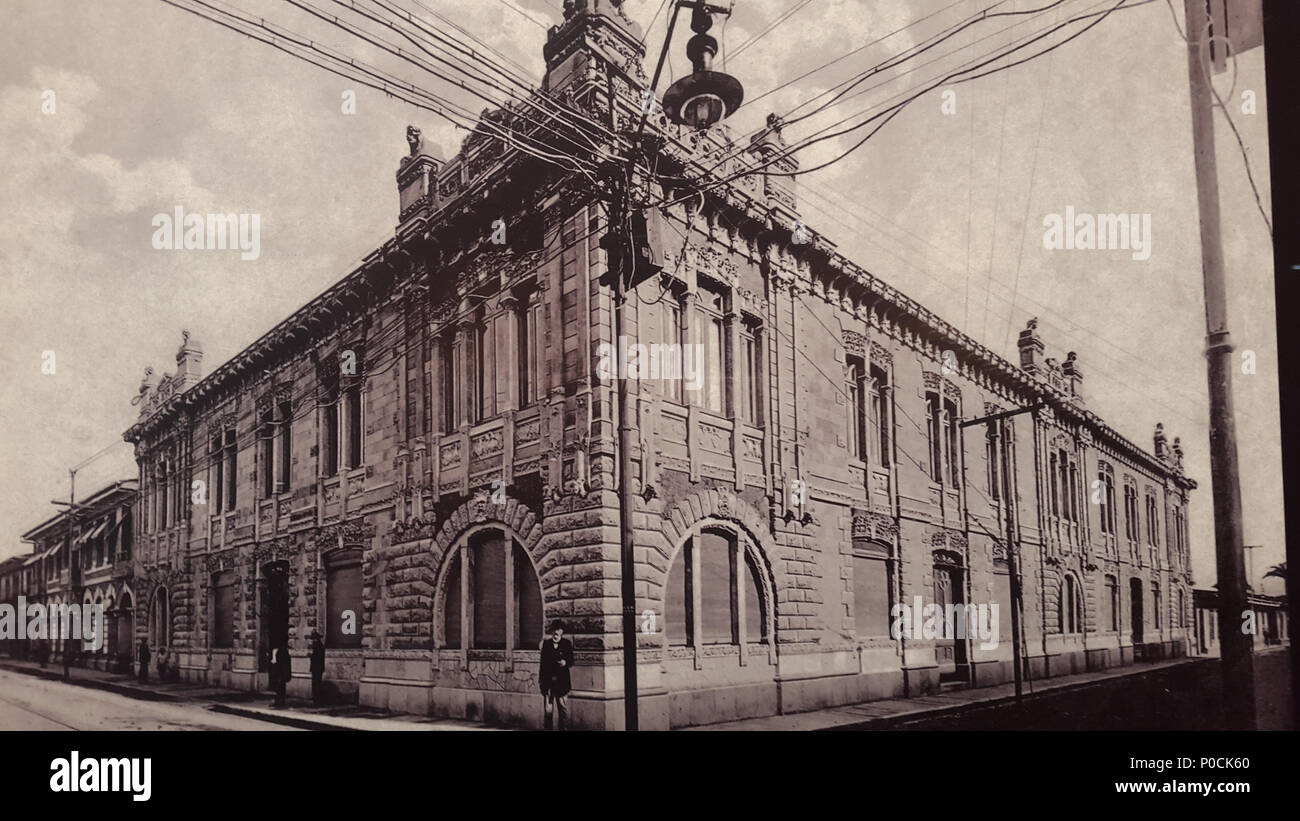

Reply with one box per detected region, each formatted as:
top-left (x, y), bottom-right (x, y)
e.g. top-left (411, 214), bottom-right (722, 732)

top-left (121, 1), bottom-right (1197, 728)
top-left (18, 479), bottom-right (138, 671)
top-left (1191, 588), bottom-right (1290, 656)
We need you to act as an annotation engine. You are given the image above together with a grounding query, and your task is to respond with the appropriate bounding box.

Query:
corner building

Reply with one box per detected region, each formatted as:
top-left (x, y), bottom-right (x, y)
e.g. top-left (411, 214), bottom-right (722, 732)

top-left (124, 1), bottom-right (1196, 728)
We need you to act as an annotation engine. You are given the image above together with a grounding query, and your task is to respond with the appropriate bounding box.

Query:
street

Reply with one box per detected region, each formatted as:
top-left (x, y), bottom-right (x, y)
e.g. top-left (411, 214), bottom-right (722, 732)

top-left (0, 670), bottom-right (294, 731)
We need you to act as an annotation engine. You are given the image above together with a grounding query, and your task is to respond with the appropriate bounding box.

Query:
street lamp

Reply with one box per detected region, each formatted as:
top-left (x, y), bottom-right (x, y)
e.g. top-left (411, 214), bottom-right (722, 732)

top-left (661, 4), bottom-right (744, 129)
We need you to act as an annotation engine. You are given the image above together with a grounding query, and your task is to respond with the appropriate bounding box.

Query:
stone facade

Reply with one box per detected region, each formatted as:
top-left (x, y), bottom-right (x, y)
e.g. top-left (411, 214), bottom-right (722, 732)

top-left (118, 2), bottom-right (1196, 728)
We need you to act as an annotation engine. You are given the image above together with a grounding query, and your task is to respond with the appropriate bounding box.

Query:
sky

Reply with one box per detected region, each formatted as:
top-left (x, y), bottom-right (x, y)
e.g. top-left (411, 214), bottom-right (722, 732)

top-left (0, 0), bottom-right (1282, 594)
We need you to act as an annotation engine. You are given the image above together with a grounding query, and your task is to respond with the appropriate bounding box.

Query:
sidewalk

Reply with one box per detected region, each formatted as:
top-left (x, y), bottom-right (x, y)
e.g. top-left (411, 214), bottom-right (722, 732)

top-left (685, 655), bottom-right (1210, 730)
top-left (0, 658), bottom-right (497, 731)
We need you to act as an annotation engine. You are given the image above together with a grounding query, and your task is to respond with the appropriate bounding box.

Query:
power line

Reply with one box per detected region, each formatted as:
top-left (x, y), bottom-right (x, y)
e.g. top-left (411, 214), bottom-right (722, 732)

top-left (728, 0), bottom-right (817, 62)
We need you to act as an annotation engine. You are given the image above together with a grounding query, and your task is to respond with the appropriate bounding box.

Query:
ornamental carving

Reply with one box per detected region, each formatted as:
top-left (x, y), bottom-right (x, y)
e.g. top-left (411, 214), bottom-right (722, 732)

top-left (203, 549), bottom-right (237, 574)
top-left (390, 516), bottom-right (437, 544)
top-left (869, 340), bottom-right (892, 366)
top-left (842, 330), bottom-right (866, 356)
top-left (251, 537), bottom-right (294, 566)
top-left (851, 511), bottom-right (898, 543)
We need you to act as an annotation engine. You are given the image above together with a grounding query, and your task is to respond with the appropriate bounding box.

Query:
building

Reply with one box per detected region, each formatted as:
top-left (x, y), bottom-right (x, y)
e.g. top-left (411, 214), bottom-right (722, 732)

top-left (121, 1), bottom-right (1197, 728)
top-left (1191, 588), bottom-right (1289, 656)
top-left (16, 479), bottom-right (138, 671)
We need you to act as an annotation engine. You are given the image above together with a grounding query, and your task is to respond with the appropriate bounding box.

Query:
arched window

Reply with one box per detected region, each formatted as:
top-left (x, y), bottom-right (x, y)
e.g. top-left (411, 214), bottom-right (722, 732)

top-left (441, 530), bottom-right (542, 651)
top-left (665, 528), bottom-right (766, 648)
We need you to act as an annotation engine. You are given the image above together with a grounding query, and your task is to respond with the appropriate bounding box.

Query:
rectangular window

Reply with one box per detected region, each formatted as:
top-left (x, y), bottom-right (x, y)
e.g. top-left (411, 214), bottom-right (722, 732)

top-left (699, 531), bottom-right (734, 644)
top-left (326, 551), bottom-right (363, 649)
top-left (345, 384), bottom-right (362, 469)
top-left (1152, 583), bottom-right (1162, 630)
top-left (474, 316), bottom-right (492, 423)
top-left (852, 555), bottom-right (891, 637)
top-left (944, 399), bottom-right (960, 486)
top-left (663, 299), bottom-right (683, 404)
top-left (987, 426), bottom-right (1001, 501)
top-left (696, 286), bottom-right (726, 414)
top-left (223, 429), bottom-right (237, 510)
top-left (277, 401), bottom-right (292, 492)
top-left (323, 396), bottom-right (339, 477)
top-left (259, 406), bottom-right (275, 498)
top-left (442, 338), bottom-right (457, 432)
top-left (212, 571), bottom-right (235, 648)
top-left (740, 322), bottom-right (762, 425)
top-left (471, 536), bottom-right (507, 649)
top-left (869, 366), bottom-right (890, 467)
top-left (846, 356), bottom-right (865, 459)
top-left (1049, 453), bottom-right (1059, 517)
top-left (211, 434), bottom-right (224, 513)
top-left (926, 392), bottom-right (943, 483)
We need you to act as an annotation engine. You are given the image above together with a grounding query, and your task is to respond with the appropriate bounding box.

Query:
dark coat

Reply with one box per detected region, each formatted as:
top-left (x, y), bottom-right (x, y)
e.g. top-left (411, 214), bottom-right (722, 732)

top-left (539, 637), bottom-right (574, 697)
top-left (309, 640), bottom-right (325, 676)
top-left (138, 643), bottom-right (150, 664)
top-left (271, 646), bottom-right (291, 686)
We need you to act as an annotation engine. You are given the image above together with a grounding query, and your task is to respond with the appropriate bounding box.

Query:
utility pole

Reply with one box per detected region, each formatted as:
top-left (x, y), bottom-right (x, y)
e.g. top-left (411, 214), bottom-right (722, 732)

top-left (1182, 0), bottom-right (1255, 730)
top-left (962, 402), bottom-right (1041, 702)
top-left (606, 0), bottom-right (742, 730)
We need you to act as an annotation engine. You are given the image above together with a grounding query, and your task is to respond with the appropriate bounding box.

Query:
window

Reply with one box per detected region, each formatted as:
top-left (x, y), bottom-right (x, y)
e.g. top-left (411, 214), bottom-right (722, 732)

top-left (846, 356), bottom-right (866, 459)
top-left (440, 531), bottom-right (542, 650)
top-left (344, 384), bottom-right (362, 469)
top-left (868, 365), bottom-right (890, 466)
top-left (925, 391), bottom-right (943, 483)
top-left (518, 296), bottom-right (540, 409)
top-left (1098, 469), bottom-right (1115, 535)
top-left (662, 297), bottom-right (684, 404)
top-left (1049, 453), bottom-right (1059, 517)
top-left (474, 313), bottom-right (491, 422)
top-left (277, 400), bottom-right (292, 491)
top-left (740, 320), bottom-right (762, 425)
top-left (156, 459), bottom-right (169, 530)
top-left (259, 405), bottom-right (275, 498)
top-left (944, 399), bottom-right (960, 486)
top-left (665, 529), bottom-right (766, 647)
top-left (223, 429), bottom-right (237, 510)
top-left (1152, 583), bottom-right (1162, 630)
top-left (325, 549), bottom-right (362, 649)
top-left (852, 550), bottom-right (892, 637)
top-left (1061, 575), bottom-right (1081, 633)
top-left (1146, 495), bottom-right (1159, 546)
top-left (441, 337), bottom-right (458, 432)
top-left (696, 287), bottom-right (727, 414)
top-left (1106, 576), bottom-right (1119, 631)
top-left (212, 571), bottom-right (235, 648)
top-left (986, 425), bottom-right (1001, 501)
top-left (1176, 588), bottom-right (1184, 629)
top-left (323, 394), bottom-right (340, 477)
top-left (120, 511), bottom-right (133, 561)
top-left (210, 434), bottom-right (224, 512)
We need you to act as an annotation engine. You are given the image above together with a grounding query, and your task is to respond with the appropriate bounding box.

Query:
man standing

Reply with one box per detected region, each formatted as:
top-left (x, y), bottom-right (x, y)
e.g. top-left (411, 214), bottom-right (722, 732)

top-left (137, 639), bottom-right (150, 684)
top-left (308, 631), bottom-right (325, 706)
top-left (270, 641), bottom-right (290, 708)
top-left (538, 620), bottom-right (574, 731)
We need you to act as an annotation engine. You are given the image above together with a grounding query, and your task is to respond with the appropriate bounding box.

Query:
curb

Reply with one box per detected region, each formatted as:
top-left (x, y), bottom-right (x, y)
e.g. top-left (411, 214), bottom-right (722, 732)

top-left (207, 703), bottom-right (356, 731)
top-left (819, 657), bottom-right (1215, 731)
top-left (0, 661), bottom-right (186, 703)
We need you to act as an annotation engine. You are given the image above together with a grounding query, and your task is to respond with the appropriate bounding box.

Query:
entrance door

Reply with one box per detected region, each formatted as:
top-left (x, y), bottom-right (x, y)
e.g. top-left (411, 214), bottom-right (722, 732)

top-left (259, 562), bottom-right (290, 674)
top-left (1130, 578), bottom-right (1144, 645)
top-left (933, 564), bottom-right (967, 678)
